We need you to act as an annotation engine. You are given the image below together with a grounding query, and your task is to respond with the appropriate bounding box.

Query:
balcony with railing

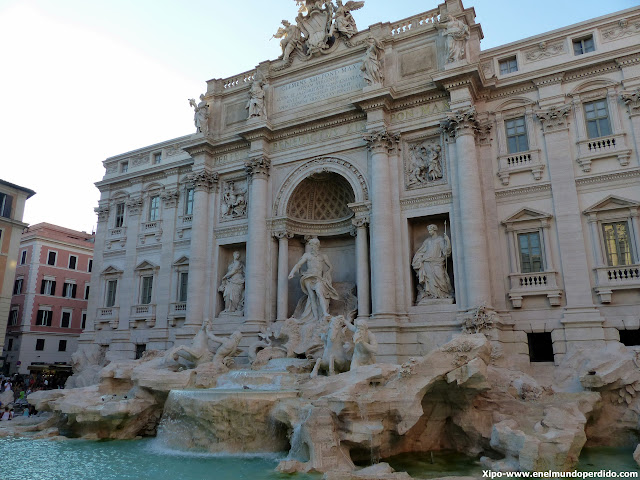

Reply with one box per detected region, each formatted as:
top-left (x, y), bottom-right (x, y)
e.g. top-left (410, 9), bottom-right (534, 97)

top-left (508, 271), bottom-right (563, 308)
top-left (177, 215), bottom-right (192, 239)
top-left (96, 307), bottom-right (119, 329)
top-left (106, 227), bottom-right (126, 250)
top-left (497, 149), bottom-right (545, 186)
top-left (576, 133), bottom-right (631, 172)
top-left (130, 304), bottom-right (156, 328)
top-left (138, 220), bottom-right (162, 244)
top-left (594, 264), bottom-right (640, 303)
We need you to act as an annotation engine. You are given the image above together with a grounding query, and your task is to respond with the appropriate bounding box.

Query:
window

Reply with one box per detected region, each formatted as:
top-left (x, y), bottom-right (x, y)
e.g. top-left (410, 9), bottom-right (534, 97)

top-left (135, 344), bottom-right (147, 360)
top-left (84, 284), bottom-right (91, 300)
top-left (573, 36), bottom-right (595, 55)
top-left (35, 339), bottom-right (45, 351)
top-left (106, 280), bottom-right (117, 307)
top-left (518, 232), bottom-right (543, 273)
top-left (81, 312), bottom-right (87, 330)
top-left (0, 193), bottom-right (13, 219)
top-left (179, 272), bottom-right (188, 303)
top-left (8, 308), bottom-right (19, 326)
top-left (58, 340), bottom-right (67, 352)
top-left (584, 99), bottom-right (611, 139)
top-left (36, 310), bottom-right (52, 327)
top-left (527, 332), bottom-right (554, 362)
top-left (13, 278), bottom-right (23, 295)
top-left (153, 153), bottom-right (162, 164)
top-left (20, 250), bottom-right (27, 265)
top-left (185, 188), bottom-right (194, 215)
top-left (499, 56), bottom-right (518, 75)
top-left (141, 276), bottom-right (153, 305)
top-left (149, 196), bottom-right (160, 221)
top-left (47, 251), bottom-right (57, 266)
top-left (88, 259), bottom-right (93, 273)
top-left (61, 311), bottom-right (71, 328)
top-left (40, 279), bottom-right (56, 296)
top-left (62, 282), bottom-right (77, 298)
top-left (115, 203), bottom-right (125, 228)
top-left (602, 221), bottom-right (633, 267)
top-left (505, 117), bottom-right (529, 153)
top-left (120, 161), bottom-right (129, 173)
top-left (7, 339), bottom-right (13, 351)
top-left (68, 255), bottom-right (77, 270)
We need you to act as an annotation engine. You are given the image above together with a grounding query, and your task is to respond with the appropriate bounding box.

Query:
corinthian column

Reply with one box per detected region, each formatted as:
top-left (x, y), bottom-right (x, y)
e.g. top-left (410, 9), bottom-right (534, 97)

top-left (363, 130), bottom-right (398, 317)
top-left (352, 216), bottom-right (370, 317)
top-left (442, 107), bottom-right (491, 309)
top-left (274, 230), bottom-right (293, 320)
top-left (244, 156), bottom-right (271, 327)
top-left (186, 170), bottom-right (218, 325)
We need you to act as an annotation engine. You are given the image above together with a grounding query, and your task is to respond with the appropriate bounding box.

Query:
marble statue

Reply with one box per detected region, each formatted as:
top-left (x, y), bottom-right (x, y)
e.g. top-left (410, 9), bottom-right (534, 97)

top-left (221, 181), bottom-right (247, 219)
top-left (218, 251), bottom-right (245, 314)
top-left (170, 318), bottom-right (214, 368)
top-left (311, 315), bottom-right (352, 377)
top-left (412, 224), bottom-right (453, 303)
top-left (246, 75), bottom-right (266, 118)
top-left (207, 328), bottom-right (243, 367)
top-left (436, 15), bottom-right (470, 63)
top-left (289, 238), bottom-right (339, 322)
top-left (329, 0), bottom-right (364, 39)
top-left (346, 317), bottom-right (377, 369)
top-left (361, 39), bottom-right (383, 86)
top-left (188, 94), bottom-right (209, 135)
top-left (407, 143), bottom-right (443, 186)
top-left (274, 19), bottom-right (302, 61)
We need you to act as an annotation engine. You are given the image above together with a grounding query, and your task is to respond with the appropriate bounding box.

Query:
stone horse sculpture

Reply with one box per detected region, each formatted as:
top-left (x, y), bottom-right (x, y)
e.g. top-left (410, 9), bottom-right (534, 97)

top-left (311, 315), bottom-right (352, 377)
top-left (168, 318), bottom-right (214, 369)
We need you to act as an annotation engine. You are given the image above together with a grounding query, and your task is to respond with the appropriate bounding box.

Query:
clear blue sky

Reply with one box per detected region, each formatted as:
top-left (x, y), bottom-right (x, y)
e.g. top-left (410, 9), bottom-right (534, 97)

top-left (0, 0), bottom-right (635, 232)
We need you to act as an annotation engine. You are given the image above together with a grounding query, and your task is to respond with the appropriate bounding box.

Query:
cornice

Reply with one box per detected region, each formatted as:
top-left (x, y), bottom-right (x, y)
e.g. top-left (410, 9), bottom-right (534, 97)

top-left (495, 183), bottom-right (552, 199)
top-left (390, 91), bottom-right (450, 112)
top-left (400, 191), bottom-right (452, 211)
top-left (575, 167), bottom-right (640, 187)
top-left (214, 224), bottom-right (248, 239)
top-left (563, 61), bottom-right (619, 82)
top-left (268, 112), bottom-right (367, 142)
top-left (182, 140), bottom-right (218, 157)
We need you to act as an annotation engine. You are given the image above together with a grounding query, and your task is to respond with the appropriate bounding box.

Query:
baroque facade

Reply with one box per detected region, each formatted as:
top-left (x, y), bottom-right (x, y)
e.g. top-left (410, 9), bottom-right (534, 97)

top-left (82, 0), bottom-right (640, 368)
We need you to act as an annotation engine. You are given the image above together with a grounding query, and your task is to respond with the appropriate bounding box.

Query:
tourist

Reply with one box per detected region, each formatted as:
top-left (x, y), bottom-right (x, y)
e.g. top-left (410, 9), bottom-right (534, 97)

top-left (1, 407), bottom-right (11, 421)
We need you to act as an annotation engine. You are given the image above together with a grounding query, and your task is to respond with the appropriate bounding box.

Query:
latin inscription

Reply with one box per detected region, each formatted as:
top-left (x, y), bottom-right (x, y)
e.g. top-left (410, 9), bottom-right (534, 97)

top-left (273, 64), bottom-right (364, 113)
top-left (272, 122), bottom-right (366, 152)
top-left (215, 150), bottom-right (248, 166)
top-left (390, 100), bottom-right (450, 124)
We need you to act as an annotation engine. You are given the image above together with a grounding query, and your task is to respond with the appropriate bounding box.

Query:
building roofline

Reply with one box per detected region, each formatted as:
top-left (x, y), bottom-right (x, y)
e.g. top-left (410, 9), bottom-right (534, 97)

top-left (0, 179), bottom-right (36, 198)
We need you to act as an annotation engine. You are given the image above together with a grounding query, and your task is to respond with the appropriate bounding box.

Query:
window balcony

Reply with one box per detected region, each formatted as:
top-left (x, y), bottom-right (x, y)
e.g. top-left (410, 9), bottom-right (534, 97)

top-left (594, 264), bottom-right (640, 303)
top-left (106, 228), bottom-right (127, 249)
top-left (139, 220), bottom-right (162, 245)
top-left (96, 307), bottom-right (119, 330)
top-left (497, 149), bottom-right (545, 186)
top-left (508, 271), bottom-right (563, 308)
top-left (177, 216), bottom-right (192, 239)
top-left (130, 304), bottom-right (156, 328)
top-left (576, 133), bottom-right (631, 172)
top-left (169, 302), bottom-right (187, 326)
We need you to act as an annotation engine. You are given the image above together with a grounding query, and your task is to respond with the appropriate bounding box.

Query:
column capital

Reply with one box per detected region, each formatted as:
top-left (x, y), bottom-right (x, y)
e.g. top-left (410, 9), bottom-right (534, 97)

top-left (94, 205), bottom-right (110, 223)
top-left (352, 216), bottom-right (370, 228)
top-left (363, 129), bottom-right (400, 153)
top-left (190, 170), bottom-right (219, 192)
top-left (244, 156), bottom-right (271, 178)
top-left (273, 230), bottom-right (294, 240)
top-left (440, 106), bottom-right (479, 138)
top-left (621, 88), bottom-right (640, 117)
top-left (161, 189), bottom-right (180, 208)
top-left (535, 104), bottom-right (573, 133)
top-left (125, 196), bottom-right (144, 216)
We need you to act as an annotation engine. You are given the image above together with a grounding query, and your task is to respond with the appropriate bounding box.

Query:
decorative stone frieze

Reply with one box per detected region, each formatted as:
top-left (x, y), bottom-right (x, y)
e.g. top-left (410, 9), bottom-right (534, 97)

top-left (601, 18), bottom-right (640, 42)
top-left (524, 41), bottom-right (565, 62)
top-left (535, 104), bottom-right (573, 133)
top-left (244, 156), bottom-right (271, 178)
top-left (621, 88), bottom-right (640, 117)
top-left (160, 189), bottom-right (180, 208)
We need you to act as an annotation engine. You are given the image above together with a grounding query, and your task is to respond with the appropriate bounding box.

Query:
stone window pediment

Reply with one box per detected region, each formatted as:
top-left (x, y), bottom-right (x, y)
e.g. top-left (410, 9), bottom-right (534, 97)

top-left (101, 265), bottom-right (123, 276)
top-left (134, 260), bottom-right (158, 272)
top-left (502, 208), bottom-right (552, 229)
top-left (173, 256), bottom-right (189, 267)
top-left (584, 195), bottom-right (640, 216)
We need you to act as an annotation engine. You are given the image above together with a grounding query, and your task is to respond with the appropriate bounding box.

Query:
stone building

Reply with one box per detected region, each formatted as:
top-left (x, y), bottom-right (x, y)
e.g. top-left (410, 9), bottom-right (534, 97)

top-left (81, 0), bottom-right (640, 368)
top-left (0, 179), bottom-right (35, 360)
top-left (2, 224), bottom-right (94, 375)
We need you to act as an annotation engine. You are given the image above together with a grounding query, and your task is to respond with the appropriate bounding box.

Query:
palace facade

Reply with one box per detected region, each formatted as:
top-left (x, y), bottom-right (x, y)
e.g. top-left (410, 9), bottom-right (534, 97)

top-left (82, 0), bottom-right (640, 368)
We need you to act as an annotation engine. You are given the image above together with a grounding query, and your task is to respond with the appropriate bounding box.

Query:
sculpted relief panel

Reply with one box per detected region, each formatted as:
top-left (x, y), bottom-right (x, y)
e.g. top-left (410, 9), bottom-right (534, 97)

top-left (221, 179), bottom-right (248, 221)
top-left (405, 138), bottom-right (446, 189)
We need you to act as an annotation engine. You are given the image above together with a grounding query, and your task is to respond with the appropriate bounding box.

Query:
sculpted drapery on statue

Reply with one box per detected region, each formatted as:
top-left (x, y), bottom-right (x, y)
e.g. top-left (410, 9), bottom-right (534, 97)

top-left (329, 1), bottom-right (364, 39)
top-left (436, 15), bottom-right (470, 63)
top-left (274, 20), bottom-right (302, 62)
top-left (218, 251), bottom-right (245, 314)
top-left (361, 38), bottom-right (383, 86)
top-left (188, 94), bottom-right (209, 135)
top-left (288, 238), bottom-right (339, 322)
top-left (246, 75), bottom-right (266, 118)
top-left (412, 224), bottom-right (453, 303)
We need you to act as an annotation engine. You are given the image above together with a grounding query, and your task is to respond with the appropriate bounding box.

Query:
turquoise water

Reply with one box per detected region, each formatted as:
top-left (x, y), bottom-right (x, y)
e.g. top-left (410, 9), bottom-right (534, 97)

top-left (386, 450), bottom-right (483, 478)
top-left (577, 446), bottom-right (640, 474)
top-left (0, 437), bottom-right (319, 480)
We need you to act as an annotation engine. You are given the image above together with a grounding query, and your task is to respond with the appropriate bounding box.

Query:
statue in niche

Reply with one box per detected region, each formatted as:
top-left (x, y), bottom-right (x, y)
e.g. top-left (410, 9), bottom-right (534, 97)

top-left (329, 0), bottom-right (364, 39)
top-left (346, 317), bottom-right (377, 369)
top-left (274, 19), bottom-right (302, 62)
top-left (407, 142), bottom-right (443, 187)
top-left (361, 39), bottom-right (384, 86)
top-left (207, 328), bottom-right (243, 368)
top-left (218, 251), bottom-right (245, 314)
top-left (221, 181), bottom-right (247, 219)
top-left (436, 15), bottom-right (470, 63)
top-left (288, 238), bottom-right (339, 322)
top-left (188, 94), bottom-right (209, 135)
top-left (246, 74), bottom-right (266, 118)
top-left (412, 224), bottom-right (453, 304)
